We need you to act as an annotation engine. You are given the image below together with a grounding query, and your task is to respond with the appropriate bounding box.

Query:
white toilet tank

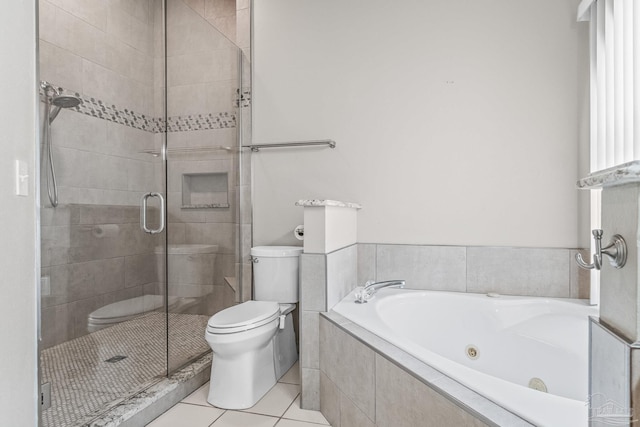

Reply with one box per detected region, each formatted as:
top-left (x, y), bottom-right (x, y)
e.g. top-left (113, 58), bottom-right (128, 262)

top-left (251, 246), bottom-right (303, 303)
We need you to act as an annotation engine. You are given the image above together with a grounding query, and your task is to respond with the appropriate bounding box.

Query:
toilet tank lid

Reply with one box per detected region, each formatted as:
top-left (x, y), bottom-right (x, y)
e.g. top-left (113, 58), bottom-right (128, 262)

top-left (251, 246), bottom-right (303, 257)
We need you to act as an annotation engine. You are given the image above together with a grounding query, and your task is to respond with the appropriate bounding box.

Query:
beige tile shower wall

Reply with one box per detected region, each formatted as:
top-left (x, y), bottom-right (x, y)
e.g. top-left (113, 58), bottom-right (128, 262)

top-left (166, 0), bottom-right (243, 306)
top-left (39, 0), bottom-right (161, 207)
top-left (236, 0), bottom-right (250, 57)
top-left (48, 113), bottom-right (157, 206)
top-left (179, 0), bottom-right (237, 44)
top-left (167, 0), bottom-right (239, 118)
top-left (40, 204), bottom-right (161, 348)
top-left (238, 44), bottom-right (252, 302)
top-left (163, 149), bottom-right (240, 309)
top-left (164, 137), bottom-right (239, 295)
top-left (206, 0), bottom-right (237, 42)
top-left (169, 0), bottom-right (253, 303)
top-left (39, 0), bottom-right (156, 117)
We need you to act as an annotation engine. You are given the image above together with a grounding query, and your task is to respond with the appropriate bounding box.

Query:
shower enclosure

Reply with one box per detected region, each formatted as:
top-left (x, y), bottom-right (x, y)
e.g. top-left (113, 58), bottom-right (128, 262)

top-left (37, 1), bottom-right (251, 425)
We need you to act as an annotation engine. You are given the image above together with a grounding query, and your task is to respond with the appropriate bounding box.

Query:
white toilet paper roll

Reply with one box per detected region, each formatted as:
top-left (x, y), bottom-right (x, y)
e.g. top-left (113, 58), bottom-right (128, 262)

top-left (294, 225), bottom-right (304, 240)
top-left (92, 224), bottom-right (119, 238)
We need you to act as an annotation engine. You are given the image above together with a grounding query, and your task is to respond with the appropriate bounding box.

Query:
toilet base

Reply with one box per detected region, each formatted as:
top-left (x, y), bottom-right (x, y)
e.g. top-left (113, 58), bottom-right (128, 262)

top-left (207, 336), bottom-right (277, 409)
top-left (205, 308), bottom-right (298, 409)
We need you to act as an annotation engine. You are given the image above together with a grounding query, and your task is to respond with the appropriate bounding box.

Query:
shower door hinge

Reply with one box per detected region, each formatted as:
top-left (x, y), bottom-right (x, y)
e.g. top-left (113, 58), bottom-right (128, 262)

top-left (41, 382), bottom-right (51, 410)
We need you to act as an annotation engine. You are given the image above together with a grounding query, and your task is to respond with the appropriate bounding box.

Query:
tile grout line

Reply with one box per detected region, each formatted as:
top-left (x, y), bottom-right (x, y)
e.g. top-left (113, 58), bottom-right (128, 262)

top-left (236, 409), bottom-right (282, 419)
top-left (464, 245), bottom-right (468, 293)
top-left (277, 389), bottom-right (331, 426)
top-left (178, 367), bottom-right (328, 426)
top-left (206, 407), bottom-right (226, 427)
top-left (238, 386), bottom-right (299, 418)
top-left (276, 391), bottom-right (300, 421)
top-left (180, 401), bottom-right (216, 408)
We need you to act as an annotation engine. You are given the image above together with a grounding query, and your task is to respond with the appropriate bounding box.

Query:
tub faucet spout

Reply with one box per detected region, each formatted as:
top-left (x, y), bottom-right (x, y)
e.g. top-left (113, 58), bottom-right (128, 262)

top-left (354, 280), bottom-right (405, 303)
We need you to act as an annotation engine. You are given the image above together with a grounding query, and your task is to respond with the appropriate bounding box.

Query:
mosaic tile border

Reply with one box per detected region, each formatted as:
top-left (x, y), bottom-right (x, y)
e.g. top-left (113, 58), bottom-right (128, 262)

top-left (40, 82), bottom-right (243, 133)
top-left (235, 87), bottom-right (251, 108)
top-left (167, 112), bottom-right (235, 132)
top-left (75, 93), bottom-right (164, 133)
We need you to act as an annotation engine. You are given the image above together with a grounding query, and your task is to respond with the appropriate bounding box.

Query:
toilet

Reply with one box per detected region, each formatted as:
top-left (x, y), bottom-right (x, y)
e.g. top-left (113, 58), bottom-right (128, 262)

top-left (205, 246), bottom-right (302, 409)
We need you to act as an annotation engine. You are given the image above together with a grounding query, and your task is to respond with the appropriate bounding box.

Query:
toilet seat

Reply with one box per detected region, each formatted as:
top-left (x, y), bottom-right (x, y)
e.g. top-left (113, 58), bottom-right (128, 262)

top-left (207, 301), bottom-right (280, 334)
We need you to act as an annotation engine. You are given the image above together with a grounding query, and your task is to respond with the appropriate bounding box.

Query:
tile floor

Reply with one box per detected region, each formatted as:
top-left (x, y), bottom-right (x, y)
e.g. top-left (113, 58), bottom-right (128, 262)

top-left (41, 312), bottom-right (210, 427)
top-left (147, 362), bottom-right (330, 427)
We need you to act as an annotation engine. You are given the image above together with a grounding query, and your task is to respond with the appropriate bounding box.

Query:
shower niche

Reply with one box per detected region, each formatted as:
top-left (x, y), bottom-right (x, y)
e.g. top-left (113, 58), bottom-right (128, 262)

top-left (182, 172), bottom-right (229, 209)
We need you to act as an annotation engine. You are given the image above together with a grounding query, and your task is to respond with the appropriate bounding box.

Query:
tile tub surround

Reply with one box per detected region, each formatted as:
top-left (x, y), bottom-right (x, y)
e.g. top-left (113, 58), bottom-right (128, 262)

top-left (577, 161), bottom-right (640, 342)
top-left (577, 161), bottom-right (640, 425)
top-left (319, 312), bottom-right (531, 427)
top-left (357, 243), bottom-right (590, 299)
top-left (298, 242), bottom-right (589, 410)
top-left (586, 317), bottom-right (640, 427)
top-left (589, 318), bottom-right (634, 427)
top-left (299, 244), bottom-right (357, 410)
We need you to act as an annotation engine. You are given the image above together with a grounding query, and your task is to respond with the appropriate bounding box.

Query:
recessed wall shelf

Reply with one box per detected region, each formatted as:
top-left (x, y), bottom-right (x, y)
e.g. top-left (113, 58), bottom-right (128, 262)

top-left (182, 172), bottom-right (229, 209)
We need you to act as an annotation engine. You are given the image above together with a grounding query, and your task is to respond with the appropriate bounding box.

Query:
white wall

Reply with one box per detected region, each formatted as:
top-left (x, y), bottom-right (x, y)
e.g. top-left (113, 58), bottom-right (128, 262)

top-left (0, 0), bottom-right (39, 425)
top-left (253, 0), bottom-right (590, 248)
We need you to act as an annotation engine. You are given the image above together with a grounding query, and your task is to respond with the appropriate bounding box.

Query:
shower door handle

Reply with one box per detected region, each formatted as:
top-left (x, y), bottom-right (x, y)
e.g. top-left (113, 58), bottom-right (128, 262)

top-left (140, 192), bottom-right (165, 234)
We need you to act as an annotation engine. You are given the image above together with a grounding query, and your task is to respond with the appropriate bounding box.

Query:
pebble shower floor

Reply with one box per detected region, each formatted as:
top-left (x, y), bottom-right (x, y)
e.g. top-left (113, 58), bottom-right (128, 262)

top-left (40, 312), bottom-right (210, 427)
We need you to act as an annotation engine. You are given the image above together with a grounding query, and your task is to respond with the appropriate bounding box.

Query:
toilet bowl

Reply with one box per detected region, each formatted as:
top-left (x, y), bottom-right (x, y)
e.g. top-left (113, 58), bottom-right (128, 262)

top-left (205, 301), bottom-right (281, 409)
top-left (205, 246), bottom-right (302, 409)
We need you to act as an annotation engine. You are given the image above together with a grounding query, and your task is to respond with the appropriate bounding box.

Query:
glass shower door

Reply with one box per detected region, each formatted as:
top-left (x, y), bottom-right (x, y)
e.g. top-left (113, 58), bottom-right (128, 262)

top-left (165, 0), bottom-right (245, 373)
top-left (38, 0), bottom-right (169, 425)
top-left (38, 0), bottom-right (251, 424)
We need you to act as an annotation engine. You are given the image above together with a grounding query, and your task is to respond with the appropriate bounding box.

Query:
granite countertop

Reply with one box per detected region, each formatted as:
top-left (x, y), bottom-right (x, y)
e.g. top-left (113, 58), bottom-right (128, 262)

top-left (295, 199), bottom-right (362, 209)
top-left (577, 161), bottom-right (640, 189)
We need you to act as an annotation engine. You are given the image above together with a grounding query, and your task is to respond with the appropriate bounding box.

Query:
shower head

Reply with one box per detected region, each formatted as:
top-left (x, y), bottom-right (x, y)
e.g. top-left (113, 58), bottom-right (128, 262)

top-left (49, 94), bottom-right (82, 123)
top-left (52, 95), bottom-right (82, 108)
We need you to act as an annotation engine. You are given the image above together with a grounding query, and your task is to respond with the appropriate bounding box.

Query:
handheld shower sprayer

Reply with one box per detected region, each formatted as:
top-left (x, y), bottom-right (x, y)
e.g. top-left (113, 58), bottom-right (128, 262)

top-left (40, 81), bottom-right (82, 207)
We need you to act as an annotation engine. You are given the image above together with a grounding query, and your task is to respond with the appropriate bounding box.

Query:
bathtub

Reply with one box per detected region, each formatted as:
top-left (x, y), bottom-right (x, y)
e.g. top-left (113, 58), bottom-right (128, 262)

top-left (332, 288), bottom-right (598, 427)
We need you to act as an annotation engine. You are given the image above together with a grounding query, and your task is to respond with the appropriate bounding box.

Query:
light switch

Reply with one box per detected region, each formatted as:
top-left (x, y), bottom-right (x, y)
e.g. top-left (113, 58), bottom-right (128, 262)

top-left (15, 160), bottom-right (28, 196)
